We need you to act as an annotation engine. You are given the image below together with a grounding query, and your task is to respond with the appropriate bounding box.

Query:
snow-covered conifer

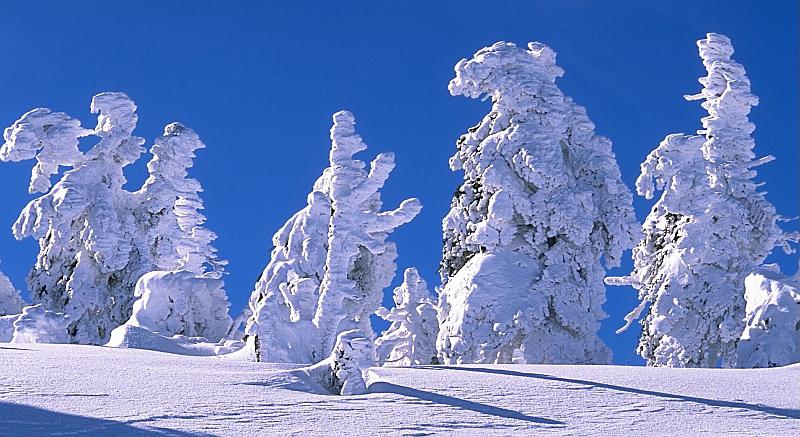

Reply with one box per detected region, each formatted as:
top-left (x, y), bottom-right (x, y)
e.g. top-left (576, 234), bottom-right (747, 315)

top-left (0, 268), bottom-right (25, 316)
top-left (1, 92), bottom-right (146, 344)
top-left (375, 268), bottom-right (439, 366)
top-left (438, 41), bottom-right (638, 364)
top-left (736, 265), bottom-right (800, 368)
top-left (135, 123), bottom-right (225, 277)
top-left (608, 33), bottom-right (797, 367)
top-left (313, 111), bottom-right (422, 360)
top-left (245, 111), bottom-right (421, 363)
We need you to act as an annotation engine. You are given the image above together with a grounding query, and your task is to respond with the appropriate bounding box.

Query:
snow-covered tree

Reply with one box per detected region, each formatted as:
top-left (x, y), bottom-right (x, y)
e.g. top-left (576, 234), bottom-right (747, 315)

top-left (375, 268), bottom-right (439, 366)
top-left (736, 265), bottom-right (800, 368)
top-left (244, 111), bottom-right (421, 363)
top-left (2, 92), bottom-right (226, 346)
top-left (1, 92), bottom-right (146, 344)
top-left (0, 268), bottom-right (25, 316)
top-left (135, 122), bottom-right (226, 278)
top-left (115, 270), bottom-right (232, 341)
top-left (437, 41), bottom-right (638, 365)
top-left (608, 33), bottom-right (797, 367)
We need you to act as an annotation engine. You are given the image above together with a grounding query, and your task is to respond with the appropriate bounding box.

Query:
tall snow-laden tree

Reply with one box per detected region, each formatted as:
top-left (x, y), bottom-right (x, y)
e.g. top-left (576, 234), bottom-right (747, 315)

top-left (608, 33), bottom-right (797, 367)
top-left (375, 267), bottom-right (439, 366)
top-left (244, 111), bottom-right (421, 363)
top-left (135, 122), bottom-right (226, 278)
top-left (438, 41), bottom-right (638, 365)
top-left (1, 92), bottom-right (146, 344)
top-left (0, 268), bottom-right (25, 316)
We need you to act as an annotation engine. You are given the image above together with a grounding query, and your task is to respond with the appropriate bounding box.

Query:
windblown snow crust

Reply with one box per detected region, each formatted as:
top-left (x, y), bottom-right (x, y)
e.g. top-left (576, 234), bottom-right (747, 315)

top-left (1, 344), bottom-right (798, 436)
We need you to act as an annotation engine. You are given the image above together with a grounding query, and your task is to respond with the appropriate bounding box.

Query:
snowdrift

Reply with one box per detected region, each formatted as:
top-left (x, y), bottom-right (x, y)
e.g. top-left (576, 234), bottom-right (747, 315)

top-left (0, 344), bottom-right (797, 436)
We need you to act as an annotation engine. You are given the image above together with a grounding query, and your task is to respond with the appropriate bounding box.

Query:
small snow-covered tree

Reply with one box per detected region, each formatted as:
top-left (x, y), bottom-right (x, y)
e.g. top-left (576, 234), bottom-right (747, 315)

top-left (608, 33), bottom-right (797, 367)
top-left (736, 265), bottom-right (800, 368)
top-left (0, 268), bottom-right (24, 316)
top-left (323, 329), bottom-right (376, 395)
top-left (245, 111), bottom-right (421, 363)
top-left (375, 268), bottom-right (439, 366)
top-left (1, 92), bottom-right (146, 344)
top-left (135, 122), bottom-right (226, 277)
top-left (437, 41), bottom-right (638, 364)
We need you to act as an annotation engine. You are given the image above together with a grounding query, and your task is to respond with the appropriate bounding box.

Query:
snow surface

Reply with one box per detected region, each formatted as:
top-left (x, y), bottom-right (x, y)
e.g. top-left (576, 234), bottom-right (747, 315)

top-left (1, 344), bottom-right (798, 436)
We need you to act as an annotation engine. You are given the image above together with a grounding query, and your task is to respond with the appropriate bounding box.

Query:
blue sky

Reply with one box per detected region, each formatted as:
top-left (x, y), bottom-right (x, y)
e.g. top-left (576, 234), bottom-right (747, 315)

top-left (0, 2), bottom-right (796, 364)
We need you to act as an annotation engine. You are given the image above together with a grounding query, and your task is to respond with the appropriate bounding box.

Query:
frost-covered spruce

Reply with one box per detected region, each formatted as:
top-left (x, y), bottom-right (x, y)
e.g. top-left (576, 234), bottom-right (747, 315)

top-left (135, 123), bottom-right (226, 278)
top-left (437, 42), bottom-right (638, 364)
top-left (245, 111), bottom-right (421, 363)
top-left (736, 265), bottom-right (800, 368)
top-left (0, 268), bottom-right (24, 316)
top-left (375, 268), bottom-right (439, 366)
top-left (608, 33), bottom-right (797, 368)
top-left (1, 93), bottom-right (146, 344)
top-left (313, 111), bottom-right (422, 360)
top-left (244, 172), bottom-right (332, 363)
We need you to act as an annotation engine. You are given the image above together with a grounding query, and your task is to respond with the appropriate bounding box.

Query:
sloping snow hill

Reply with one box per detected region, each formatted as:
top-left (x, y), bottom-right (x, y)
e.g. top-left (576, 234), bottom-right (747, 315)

top-left (1, 344), bottom-right (798, 436)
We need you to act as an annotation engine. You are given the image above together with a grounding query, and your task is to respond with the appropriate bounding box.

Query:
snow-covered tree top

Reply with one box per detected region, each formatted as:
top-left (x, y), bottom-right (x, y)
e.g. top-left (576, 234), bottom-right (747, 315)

top-left (449, 41), bottom-right (564, 101)
top-left (392, 267), bottom-right (430, 307)
top-left (0, 108), bottom-right (91, 193)
top-left (685, 33), bottom-right (761, 196)
top-left (87, 92), bottom-right (145, 165)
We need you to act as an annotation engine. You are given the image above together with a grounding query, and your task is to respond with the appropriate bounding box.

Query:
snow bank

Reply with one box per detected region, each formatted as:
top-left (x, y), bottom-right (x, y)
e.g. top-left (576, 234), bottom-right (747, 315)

top-left (737, 266), bottom-right (800, 368)
top-left (11, 304), bottom-right (70, 344)
top-left (106, 324), bottom-right (242, 356)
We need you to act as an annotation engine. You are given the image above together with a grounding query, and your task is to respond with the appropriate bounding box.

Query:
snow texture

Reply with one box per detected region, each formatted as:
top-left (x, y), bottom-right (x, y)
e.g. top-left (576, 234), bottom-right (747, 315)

top-left (438, 41), bottom-right (638, 365)
top-left (1, 344), bottom-right (798, 436)
top-left (736, 265), bottom-right (800, 368)
top-left (245, 111), bottom-right (421, 363)
top-left (1, 92), bottom-right (226, 346)
top-left (607, 33), bottom-right (797, 367)
top-left (375, 267), bottom-right (439, 366)
top-left (10, 304), bottom-right (70, 344)
top-left (0, 268), bottom-right (24, 316)
top-left (322, 329), bottom-right (377, 395)
top-left (112, 270), bottom-right (232, 342)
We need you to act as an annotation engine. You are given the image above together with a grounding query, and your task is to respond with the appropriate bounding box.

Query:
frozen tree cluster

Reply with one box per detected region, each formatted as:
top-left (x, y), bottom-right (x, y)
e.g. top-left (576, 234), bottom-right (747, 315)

top-left (1, 31), bottom-right (798, 383)
top-left (437, 41), bottom-right (638, 365)
top-left (244, 111), bottom-right (421, 364)
top-left (375, 268), bottom-right (439, 366)
top-left (0, 92), bottom-right (229, 346)
top-left (608, 33), bottom-right (798, 368)
top-left (736, 265), bottom-right (800, 368)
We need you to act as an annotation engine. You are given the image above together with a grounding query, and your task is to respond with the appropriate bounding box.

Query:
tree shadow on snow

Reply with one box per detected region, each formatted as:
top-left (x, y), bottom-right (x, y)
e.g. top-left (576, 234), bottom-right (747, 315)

top-left (0, 402), bottom-right (211, 436)
top-left (367, 382), bottom-right (565, 425)
top-left (420, 366), bottom-right (800, 420)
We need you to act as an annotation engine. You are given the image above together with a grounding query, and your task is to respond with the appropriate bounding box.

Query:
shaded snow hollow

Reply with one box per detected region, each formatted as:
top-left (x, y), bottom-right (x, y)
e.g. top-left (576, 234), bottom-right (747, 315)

top-left (1, 345), bottom-right (798, 436)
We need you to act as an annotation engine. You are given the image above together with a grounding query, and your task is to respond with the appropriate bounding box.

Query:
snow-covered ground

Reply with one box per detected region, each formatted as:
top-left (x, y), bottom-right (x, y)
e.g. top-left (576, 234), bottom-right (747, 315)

top-left (1, 344), bottom-right (798, 436)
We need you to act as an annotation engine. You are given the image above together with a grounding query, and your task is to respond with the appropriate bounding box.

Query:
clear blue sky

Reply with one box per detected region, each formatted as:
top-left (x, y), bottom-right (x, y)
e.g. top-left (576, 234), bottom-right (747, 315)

top-left (0, 1), bottom-right (796, 364)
